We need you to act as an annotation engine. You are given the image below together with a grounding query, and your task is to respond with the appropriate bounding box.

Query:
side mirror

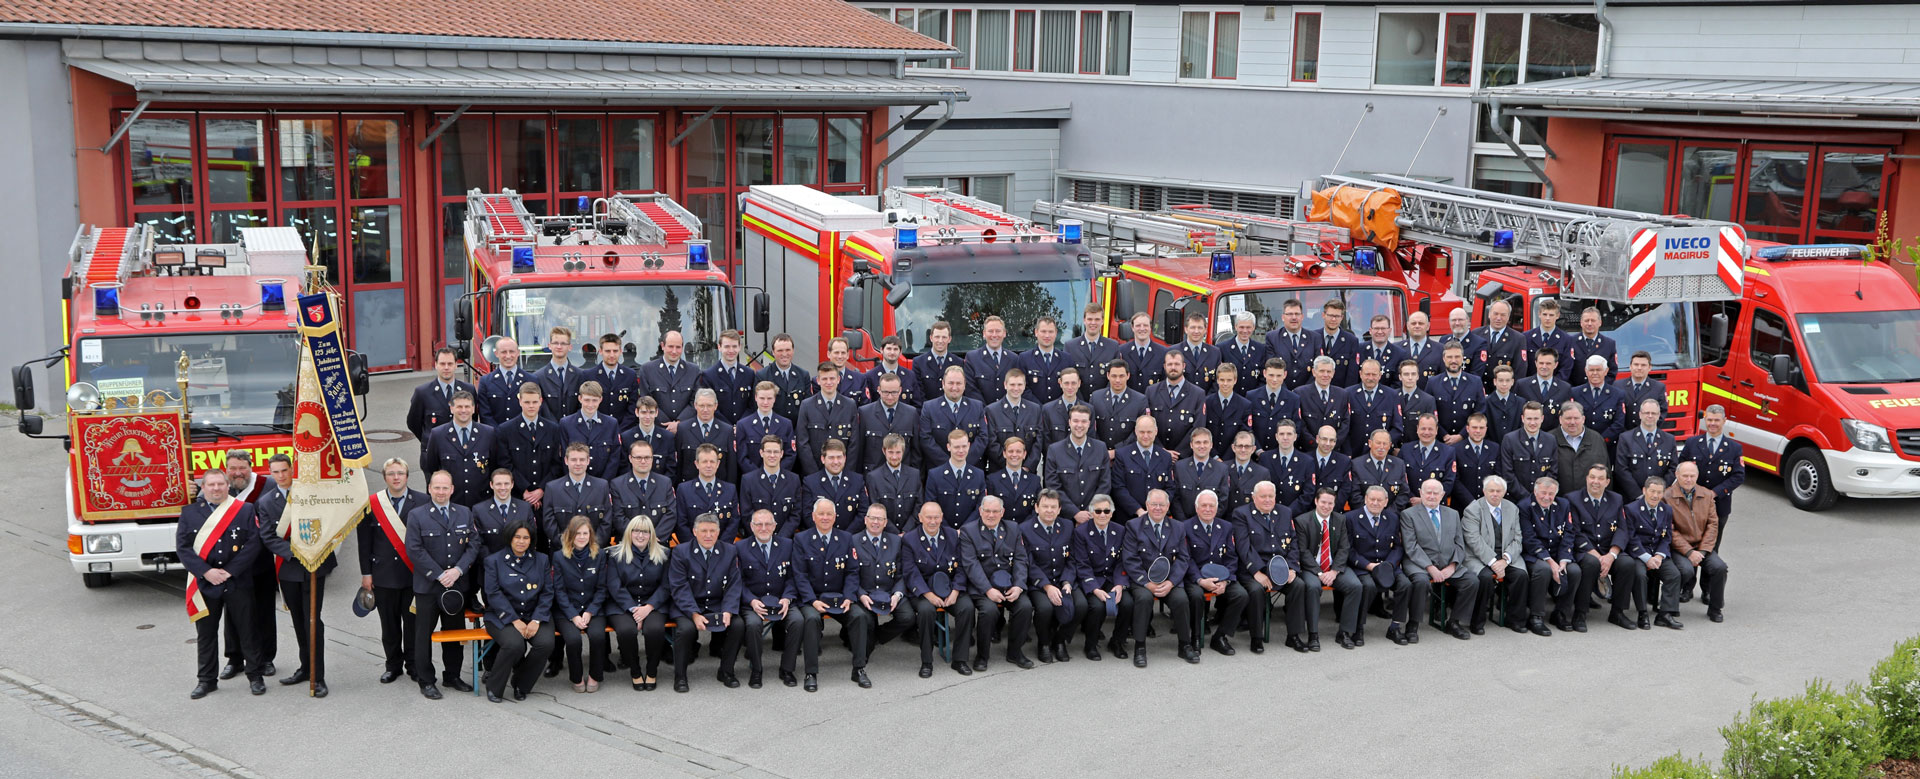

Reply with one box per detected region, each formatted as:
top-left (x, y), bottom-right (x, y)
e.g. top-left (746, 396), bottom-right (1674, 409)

top-left (1769, 354), bottom-right (1798, 387)
top-left (453, 297), bottom-right (473, 342)
top-left (752, 292), bottom-right (771, 334)
top-left (581, 343), bottom-right (599, 363)
top-left (347, 352), bottom-right (370, 396)
top-left (1112, 279), bottom-right (1142, 318)
top-left (840, 286), bottom-right (865, 332)
top-left (1709, 313), bottom-right (1730, 351)
top-left (843, 329), bottom-right (866, 352)
top-left (1418, 297), bottom-right (1432, 316)
top-left (11, 365), bottom-right (33, 412)
top-left (1159, 306), bottom-right (1182, 344)
top-left (885, 282), bottom-right (911, 308)
top-left (17, 414), bottom-right (42, 436)
top-left (623, 343), bottom-right (639, 366)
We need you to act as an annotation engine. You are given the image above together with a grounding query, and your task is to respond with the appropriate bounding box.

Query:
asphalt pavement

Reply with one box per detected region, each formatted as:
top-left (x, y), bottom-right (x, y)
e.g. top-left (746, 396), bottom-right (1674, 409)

top-left (1, 372), bottom-right (1915, 778)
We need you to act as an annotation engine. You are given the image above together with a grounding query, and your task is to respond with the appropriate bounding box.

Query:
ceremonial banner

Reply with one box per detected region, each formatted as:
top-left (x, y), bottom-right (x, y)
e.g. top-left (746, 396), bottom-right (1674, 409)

top-left (70, 410), bottom-right (190, 521)
top-left (295, 291), bottom-right (370, 468)
top-left (284, 346), bottom-right (368, 572)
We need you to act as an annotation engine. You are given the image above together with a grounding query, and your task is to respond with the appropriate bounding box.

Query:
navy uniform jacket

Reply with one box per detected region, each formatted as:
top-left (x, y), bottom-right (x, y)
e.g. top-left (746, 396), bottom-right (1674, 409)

top-left (492, 416), bottom-right (564, 497)
top-left (1171, 457), bottom-right (1230, 522)
top-left (637, 359), bottom-right (700, 423)
top-left (864, 465), bottom-right (923, 534)
top-left (1398, 338), bottom-right (1446, 382)
top-left (535, 362), bottom-right (581, 420)
top-left (1348, 455), bottom-right (1411, 512)
top-left (732, 412), bottom-right (797, 473)
top-left (856, 401), bottom-right (920, 472)
top-left (792, 527), bottom-right (857, 603)
top-left (1345, 507), bottom-right (1404, 576)
top-left (672, 418), bottom-right (732, 483)
top-left (1063, 336), bottom-right (1122, 380)
top-left (1500, 429), bottom-right (1558, 498)
top-left (924, 462), bottom-right (987, 527)
top-left (674, 479), bottom-right (738, 543)
top-left (738, 469), bottom-right (806, 537)
top-left (1216, 336), bottom-right (1270, 395)
top-left (1298, 384), bottom-right (1350, 447)
top-left (407, 378), bottom-right (475, 443)
top-left (1304, 450), bottom-right (1354, 512)
top-left (1517, 375), bottom-right (1574, 430)
top-left (1566, 333), bottom-right (1619, 379)
top-left (1318, 328), bottom-right (1363, 388)
top-left (794, 392), bottom-right (859, 475)
top-left (1256, 449), bottom-right (1316, 512)
top-left (1234, 505), bottom-right (1300, 575)
top-left (1109, 442), bottom-right (1173, 518)
top-left (698, 361), bottom-right (757, 424)
top-left (669, 542), bottom-right (742, 617)
top-left (1623, 499), bottom-right (1674, 560)
top-left (757, 364), bottom-right (815, 421)
top-left (1021, 518), bottom-right (1076, 589)
top-left (1567, 489), bottom-right (1629, 556)
top-left (176, 499), bottom-right (261, 597)
top-left (1521, 328), bottom-right (1575, 381)
top-left (734, 537), bottom-right (799, 603)
top-left (1358, 340), bottom-right (1410, 379)
top-left (475, 367), bottom-right (533, 426)
top-left (1262, 328), bottom-right (1321, 389)
top-left (904, 526), bottom-right (968, 597)
top-left (481, 550), bottom-right (553, 628)
top-left (987, 468), bottom-right (1042, 524)
top-left (1402, 440), bottom-right (1458, 501)
top-left (1247, 384), bottom-right (1302, 451)
top-left (834, 367), bottom-right (869, 405)
top-left (801, 470), bottom-right (869, 533)
top-left (984, 398), bottom-right (1046, 469)
top-left (852, 531), bottom-right (919, 601)
top-left (1039, 395), bottom-right (1084, 451)
top-left (1223, 460), bottom-right (1272, 516)
top-left (1121, 516), bottom-right (1189, 587)
top-left (1395, 388), bottom-right (1438, 446)
top-left (471, 497), bottom-right (534, 559)
top-left (1572, 382), bottom-right (1630, 442)
top-left (602, 550), bottom-right (670, 613)
top-left (550, 547), bottom-right (605, 619)
top-left (1202, 391), bottom-right (1254, 450)
top-left (912, 351), bottom-right (965, 405)
top-left (559, 413), bottom-right (624, 480)
top-left (1484, 392), bottom-right (1527, 443)
top-left (404, 503), bottom-right (481, 594)
top-left (1119, 341), bottom-right (1167, 392)
top-left (1045, 437), bottom-right (1111, 516)
top-left (421, 422), bottom-right (496, 507)
top-left (864, 362), bottom-right (920, 407)
top-left (1146, 379), bottom-right (1205, 453)
top-left (1615, 428), bottom-right (1680, 499)
top-left (1345, 385), bottom-right (1402, 454)
top-left (1089, 387), bottom-right (1150, 450)
top-left (257, 484), bottom-right (338, 582)
top-left (1620, 378), bottom-right (1669, 422)
top-left (1171, 341), bottom-right (1222, 389)
top-left (1471, 326), bottom-right (1523, 384)
top-left (359, 490), bottom-right (426, 589)
top-left (1293, 508), bottom-right (1349, 578)
top-left (608, 472), bottom-right (675, 542)
top-left (574, 363), bottom-right (640, 427)
top-left (626, 424), bottom-right (677, 481)
top-left (1018, 348), bottom-right (1075, 405)
top-left (1452, 438), bottom-right (1503, 507)
top-left (1441, 330), bottom-right (1490, 378)
top-left (1071, 521), bottom-right (1129, 592)
top-left (964, 347), bottom-right (1017, 404)
top-left (1517, 497), bottom-right (1576, 565)
top-left (541, 475), bottom-right (613, 546)
top-left (1681, 435), bottom-right (1745, 520)
top-left (917, 395), bottom-right (988, 468)
top-left (1185, 518), bottom-right (1242, 585)
top-left (1426, 372), bottom-right (1488, 437)
top-left (960, 520), bottom-right (1029, 593)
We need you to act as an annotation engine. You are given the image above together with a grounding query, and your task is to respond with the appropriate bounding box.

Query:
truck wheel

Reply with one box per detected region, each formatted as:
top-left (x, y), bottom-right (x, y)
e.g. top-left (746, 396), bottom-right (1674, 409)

top-left (81, 572), bottom-right (113, 588)
top-left (1784, 448), bottom-right (1840, 512)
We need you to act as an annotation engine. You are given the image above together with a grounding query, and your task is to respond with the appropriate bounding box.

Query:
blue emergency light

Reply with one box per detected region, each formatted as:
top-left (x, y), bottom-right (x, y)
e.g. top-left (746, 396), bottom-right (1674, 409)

top-left (93, 284), bottom-right (120, 314)
top-left (1353, 247), bottom-right (1379, 273)
top-left (259, 279), bottom-right (285, 311)
top-left (1209, 251), bottom-right (1235, 279)
top-left (687, 240), bottom-right (711, 270)
top-left (577, 195), bottom-right (590, 213)
top-left (1493, 230), bottom-right (1516, 251)
top-left (1060, 219), bottom-right (1083, 245)
top-left (1755, 244), bottom-right (1866, 261)
top-left (511, 246), bottom-right (536, 271)
top-left (895, 224), bottom-right (919, 249)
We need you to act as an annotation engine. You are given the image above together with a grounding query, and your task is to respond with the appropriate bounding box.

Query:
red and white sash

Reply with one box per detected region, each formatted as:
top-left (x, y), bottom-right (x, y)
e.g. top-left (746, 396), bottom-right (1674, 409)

top-left (273, 493), bottom-right (292, 576)
top-left (184, 498), bottom-right (246, 622)
top-left (367, 493), bottom-right (413, 572)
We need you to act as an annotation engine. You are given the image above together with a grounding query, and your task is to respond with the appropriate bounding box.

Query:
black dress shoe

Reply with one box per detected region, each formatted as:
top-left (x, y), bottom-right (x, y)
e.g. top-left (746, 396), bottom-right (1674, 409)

top-left (804, 674), bottom-right (818, 692)
top-left (1610, 612), bottom-right (1637, 631)
top-left (852, 668), bottom-right (872, 688)
top-left (1008, 654), bottom-right (1036, 670)
top-left (1528, 619), bottom-right (1553, 637)
top-left (1655, 614), bottom-right (1684, 630)
top-left (279, 669), bottom-right (309, 686)
top-left (218, 664), bottom-right (241, 681)
top-left (1470, 624), bottom-right (1487, 636)
top-left (311, 682), bottom-right (329, 699)
top-left (1679, 590), bottom-right (1693, 603)
top-left (379, 670), bottom-right (403, 684)
top-left (1307, 635), bottom-right (1321, 652)
top-left (971, 658), bottom-right (989, 672)
top-left (512, 688), bottom-right (527, 701)
top-left (781, 670), bottom-right (798, 687)
top-left (1084, 643), bottom-right (1102, 661)
top-left (419, 683), bottom-right (443, 700)
top-left (1287, 635), bottom-right (1309, 654)
top-left (1407, 630), bottom-right (1421, 644)
top-left (1571, 620), bottom-right (1589, 633)
top-left (1352, 631), bottom-right (1365, 647)
top-left (487, 691), bottom-right (503, 703)
top-left (1510, 621), bottom-right (1528, 634)
top-left (1036, 644), bottom-right (1054, 664)
top-left (632, 680), bottom-right (647, 691)
top-left (1133, 645), bottom-right (1148, 668)
top-left (1336, 632), bottom-right (1355, 650)
top-left (1386, 625), bottom-right (1407, 646)
top-left (261, 663), bottom-right (276, 677)
top-left (1108, 638), bottom-right (1129, 659)
top-left (919, 663), bottom-right (933, 678)
top-left (189, 682), bottom-right (216, 699)
top-left (750, 672), bottom-right (764, 689)
top-left (249, 678), bottom-right (266, 696)
top-left (951, 661), bottom-right (973, 676)
top-left (718, 672), bottom-right (741, 689)
top-left (1446, 622), bottom-right (1473, 641)
top-left (1181, 647), bottom-right (1201, 664)
top-left (642, 680), bottom-right (657, 692)
top-left (1054, 643), bottom-right (1071, 663)
top-left (1708, 609), bottom-right (1725, 623)
top-left (674, 677), bottom-right (690, 693)
top-left (443, 677), bottom-right (474, 693)
top-left (1209, 635), bottom-right (1236, 656)
top-left (1551, 616), bottom-right (1573, 633)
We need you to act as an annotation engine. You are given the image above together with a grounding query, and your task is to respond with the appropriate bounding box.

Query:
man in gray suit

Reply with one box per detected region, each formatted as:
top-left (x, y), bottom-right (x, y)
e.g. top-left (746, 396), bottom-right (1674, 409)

top-left (1460, 475), bottom-right (1529, 636)
top-left (1398, 479), bottom-right (1478, 642)
top-left (1554, 402), bottom-right (1608, 491)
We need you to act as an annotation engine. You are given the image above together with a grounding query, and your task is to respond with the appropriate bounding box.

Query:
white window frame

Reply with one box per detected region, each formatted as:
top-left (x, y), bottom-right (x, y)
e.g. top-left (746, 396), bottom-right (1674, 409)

top-left (866, 5), bottom-right (1136, 82)
top-left (1289, 6), bottom-right (1326, 88)
top-left (1369, 6), bottom-right (1599, 95)
top-left (903, 173), bottom-right (1015, 209)
top-left (1178, 7), bottom-right (1240, 81)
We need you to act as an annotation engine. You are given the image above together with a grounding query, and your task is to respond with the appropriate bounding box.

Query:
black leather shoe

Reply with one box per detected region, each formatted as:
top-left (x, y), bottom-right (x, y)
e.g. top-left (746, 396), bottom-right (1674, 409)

top-left (804, 674), bottom-right (819, 692)
top-left (443, 677), bottom-right (474, 693)
top-left (1610, 612), bottom-right (1637, 631)
top-left (1679, 590), bottom-right (1693, 603)
top-left (1655, 614), bottom-right (1684, 630)
top-left (379, 670), bottom-right (403, 684)
top-left (1528, 619), bottom-right (1553, 637)
top-left (1133, 644), bottom-right (1148, 668)
top-left (1638, 612), bottom-right (1652, 630)
top-left (1571, 620), bottom-right (1589, 633)
top-left (918, 663), bottom-right (933, 678)
top-left (852, 668), bottom-right (871, 688)
top-left (1286, 635), bottom-right (1309, 654)
top-left (1446, 622), bottom-right (1473, 641)
top-left (1054, 643), bottom-right (1071, 663)
top-left (261, 663), bottom-right (276, 677)
top-left (279, 669), bottom-right (309, 686)
top-left (1008, 654), bottom-right (1036, 670)
top-left (951, 661), bottom-right (972, 676)
top-left (1387, 625), bottom-right (1407, 646)
top-left (1352, 631), bottom-right (1365, 647)
top-left (249, 678), bottom-right (266, 696)
top-left (1708, 609), bottom-right (1725, 623)
top-left (1036, 644), bottom-right (1054, 664)
top-left (419, 683), bottom-right (443, 700)
top-left (1471, 624), bottom-right (1488, 636)
top-left (674, 677), bottom-right (690, 693)
top-left (487, 691), bottom-right (503, 703)
top-left (512, 688), bottom-right (527, 701)
top-left (780, 670), bottom-right (798, 688)
top-left (218, 664), bottom-right (241, 681)
top-left (1108, 637), bottom-right (1129, 659)
top-left (189, 682), bottom-right (215, 699)
top-left (1551, 615), bottom-right (1573, 633)
top-left (641, 680), bottom-right (657, 692)
top-left (718, 672), bottom-right (740, 689)
top-left (1510, 621), bottom-right (1528, 634)
top-left (1181, 646), bottom-right (1201, 665)
top-left (1407, 630), bottom-right (1421, 644)
top-left (1209, 635), bottom-right (1236, 656)
top-left (1336, 632), bottom-right (1355, 650)
top-left (971, 658), bottom-right (989, 672)
top-left (1249, 638), bottom-right (1265, 654)
top-left (750, 672), bottom-right (764, 689)
top-left (311, 682), bottom-right (328, 698)
top-left (1084, 643), bottom-right (1102, 661)
top-left (1307, 635), bottom-right (1321, 652)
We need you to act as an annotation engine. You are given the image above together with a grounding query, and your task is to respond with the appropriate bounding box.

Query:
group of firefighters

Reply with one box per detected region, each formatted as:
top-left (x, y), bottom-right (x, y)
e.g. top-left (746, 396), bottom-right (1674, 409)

top-left (178, 295), bottom-right (1738, 701)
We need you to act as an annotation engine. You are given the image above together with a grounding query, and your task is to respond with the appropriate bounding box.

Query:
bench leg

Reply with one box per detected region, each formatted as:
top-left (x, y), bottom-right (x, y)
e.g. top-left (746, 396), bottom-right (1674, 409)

top-left (935, 611), bottom-right (950, 664)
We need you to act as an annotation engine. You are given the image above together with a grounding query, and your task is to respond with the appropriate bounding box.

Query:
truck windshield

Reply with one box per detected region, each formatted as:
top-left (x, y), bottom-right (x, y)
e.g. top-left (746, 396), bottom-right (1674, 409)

top-left (1215, 288), bottom-right (1407, 338)
top-left (1576, 300), bottom-right (1696, 371)
top-left (76, 332), bottom-right (299, 430)
top-left (499, 283), bottom-right (730, 369)
top-left (1798, 309), bottom-right (1920, 384)
top-left (894, 280), bottom-right (1090, 353)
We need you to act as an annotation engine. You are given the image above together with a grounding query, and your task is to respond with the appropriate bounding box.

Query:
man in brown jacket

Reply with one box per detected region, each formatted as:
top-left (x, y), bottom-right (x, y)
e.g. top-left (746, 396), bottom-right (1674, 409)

top-left (1664, 461), bottom-right (1729, 623)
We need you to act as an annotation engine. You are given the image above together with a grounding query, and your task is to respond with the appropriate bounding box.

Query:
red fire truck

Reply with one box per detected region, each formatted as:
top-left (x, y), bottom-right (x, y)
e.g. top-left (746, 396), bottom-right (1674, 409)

top-left (10, 224), bottom-right (366, 587)
top-left (454, 190), bottom-right (760, 371)
top-left (739, 185), bottom-right (1109, 364)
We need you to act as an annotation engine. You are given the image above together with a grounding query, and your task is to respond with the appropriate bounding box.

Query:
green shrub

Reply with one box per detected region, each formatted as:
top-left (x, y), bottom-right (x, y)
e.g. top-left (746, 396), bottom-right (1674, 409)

top-left (1721, 680), bottom-right (1883, 779)
top-left (1869, 636), bottom-right (1920, 759)
top-left (1612, 752), bottom-right (1719, 778)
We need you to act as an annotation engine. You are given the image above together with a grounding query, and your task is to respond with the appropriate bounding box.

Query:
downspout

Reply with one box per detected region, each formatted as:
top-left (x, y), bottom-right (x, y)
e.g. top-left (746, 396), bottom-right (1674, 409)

top-left (1594, 0), bottom-right (1615, 78)
top-left (1485, 97), bottom-right (1553, 200)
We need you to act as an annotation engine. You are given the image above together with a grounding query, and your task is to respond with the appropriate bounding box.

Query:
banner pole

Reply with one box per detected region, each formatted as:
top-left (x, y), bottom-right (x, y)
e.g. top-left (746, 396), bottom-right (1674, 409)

top-left (308, 564), bottom-right (319, 697)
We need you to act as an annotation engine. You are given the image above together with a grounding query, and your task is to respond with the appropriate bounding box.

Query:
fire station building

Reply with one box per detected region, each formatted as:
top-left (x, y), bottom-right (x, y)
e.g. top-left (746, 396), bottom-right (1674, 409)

top-left (0, 0), bottom-right (958, 373)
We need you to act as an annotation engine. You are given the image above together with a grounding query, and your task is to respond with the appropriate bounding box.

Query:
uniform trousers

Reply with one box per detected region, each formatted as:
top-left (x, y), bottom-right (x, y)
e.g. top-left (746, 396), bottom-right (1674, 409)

top-left (1128, 584), bottom-right (1191, 651)
top-left (1355, 564), bottom-right (1411, 635)
top-left (277, 574), bottom-right (327, 683)
top-left (742, 606), bottom-right (803, 676)
top-left (800, 604), bottom-right (874, 674)
top-left (484, 622), bottom-right (554, 696)
top-left (1575, 551), bottom-right (1636, 621)
top-left (194, 588), bottom-right (261, 684)
top-left (412, 589), bottom-right (468, 684)
top-left (1408, 567), bottom-right (1478, 630)
top-left (673, 617), bottom-right (744, 678)
top-left (1184, 580), bottom-right (1249, 642)
top-left (224, 572), bottom-right (279, 669)
top-left (553, 614), bottom-right (608, 684)
top-left (912, 595), bottom-right (976, 665)
top-left (1079, 588), bottom-right (1131, 648)
top-left (970, 592), bottom-right (1032, 660)
top-left (1031, 588), bottom-right (1086, 650)
top-left (371, 585), bottom-right (414, 678)
top-left (607, 609), bottom-right (668, 678)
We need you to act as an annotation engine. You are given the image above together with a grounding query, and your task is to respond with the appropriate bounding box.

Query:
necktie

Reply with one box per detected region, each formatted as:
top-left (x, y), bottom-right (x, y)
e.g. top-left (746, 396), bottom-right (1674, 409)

top-left (1429, 508), bottom-right (1441, 534)
top-left (668, 365), bottom-right (676, 381)
top-left (441, 383), bottom-right (451, 400)
top-left (1492, 331), bottom-right (1501, 345)
top-left (438, 506), bottom-right (449, 522)
top-left (1321, 390), bottom-right (1329, 406)
top-left (950, 401), bottom-right (959, 415)
top-left (885, 406), bottom-right (895, 425)
top-left (497, 502), bottom-right (508, 516)
top-left (1318, 517), bottom-right (1332, 570)
top-left (504, 370), bottom-right (516, 386)
top-left (457, 426), bottom-right (468, 448)
top-left (574, 481), bottom-right (583, 495)
top-left (1710, 439), bottom-right (1719, 457)
top-left (701, 423), bottom-right (711, 438)
top-left (1137, 346), bottom-right (1147, 359)
top-left (1646, 431), bottom-right (1655, 447)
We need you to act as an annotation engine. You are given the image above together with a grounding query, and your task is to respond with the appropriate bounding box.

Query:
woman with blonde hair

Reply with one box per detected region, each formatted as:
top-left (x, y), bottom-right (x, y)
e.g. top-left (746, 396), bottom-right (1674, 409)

top-left (602, 514), bottom-right (671, 690)
top-left (550, 515), bottom-right (606, 693)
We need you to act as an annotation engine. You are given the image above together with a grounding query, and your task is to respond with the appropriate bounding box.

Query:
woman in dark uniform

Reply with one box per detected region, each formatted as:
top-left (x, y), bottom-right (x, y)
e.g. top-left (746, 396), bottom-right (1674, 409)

top-left (481, 521), bottom-right (555, 702)
top-left (603, 515), bottom-right (671, 691)
top-left (551, 515), bottom-right (606, 693)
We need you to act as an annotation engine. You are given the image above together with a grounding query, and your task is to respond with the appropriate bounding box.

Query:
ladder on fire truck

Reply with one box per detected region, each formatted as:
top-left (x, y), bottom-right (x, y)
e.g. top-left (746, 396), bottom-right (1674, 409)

top-left (1029, 199), bottom-right (1351, 257)
top-left (467, 188), bottom-right (702, 247)
top-left (1318, 173), bottom-right (1746, 303)
top-left (883, 186), bottom-right (1031, 229)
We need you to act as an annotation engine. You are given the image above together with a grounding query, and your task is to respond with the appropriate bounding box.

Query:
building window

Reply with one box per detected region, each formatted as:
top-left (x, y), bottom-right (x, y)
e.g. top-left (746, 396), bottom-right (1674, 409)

top-left (1105, 11), bottom-right (1132, 76)
top-left (1442, 13), bottom-right (1476, 86)
top-left (1180, 10), bottom-right (1237, 80)
top-left (917, 9), bottom-right (949, 69)
top-left (1602, 137), bottom-right (1889, 244)
top-left (1213, 13), bottom-right (1240, 79)
top-left (1469, 154), bottom-right (1544, 199)
top-left (1476, 12), bottom-right (1599, 145)
top-left (952, 10), bottom-right (973, 69)
top-left (976, 9), bottom-right (1010, 71)
top-left (1292, 12), bottom-right (1320, 82)
top-left (1079, 11), bottom-right (1103, 75)
top-left (906, 174), bottom-right (1012, 210)
top-left (1374, 12), bottom-right (1440, 86)
top-left (1039, 10), bottom-right (1074, 74)
top-left (1014, 10), bottom-right (1036, 71)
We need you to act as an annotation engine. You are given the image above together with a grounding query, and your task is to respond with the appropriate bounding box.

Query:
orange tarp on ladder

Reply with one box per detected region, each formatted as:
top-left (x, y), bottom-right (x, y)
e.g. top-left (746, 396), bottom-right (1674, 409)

top-left (1310, 184), bottom-right (1403, 252)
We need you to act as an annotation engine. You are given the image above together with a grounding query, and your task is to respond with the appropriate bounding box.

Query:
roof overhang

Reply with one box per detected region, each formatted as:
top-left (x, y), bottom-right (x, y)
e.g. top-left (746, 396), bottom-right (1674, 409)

top-left (1478, 76), bottom-right (1920, 131)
